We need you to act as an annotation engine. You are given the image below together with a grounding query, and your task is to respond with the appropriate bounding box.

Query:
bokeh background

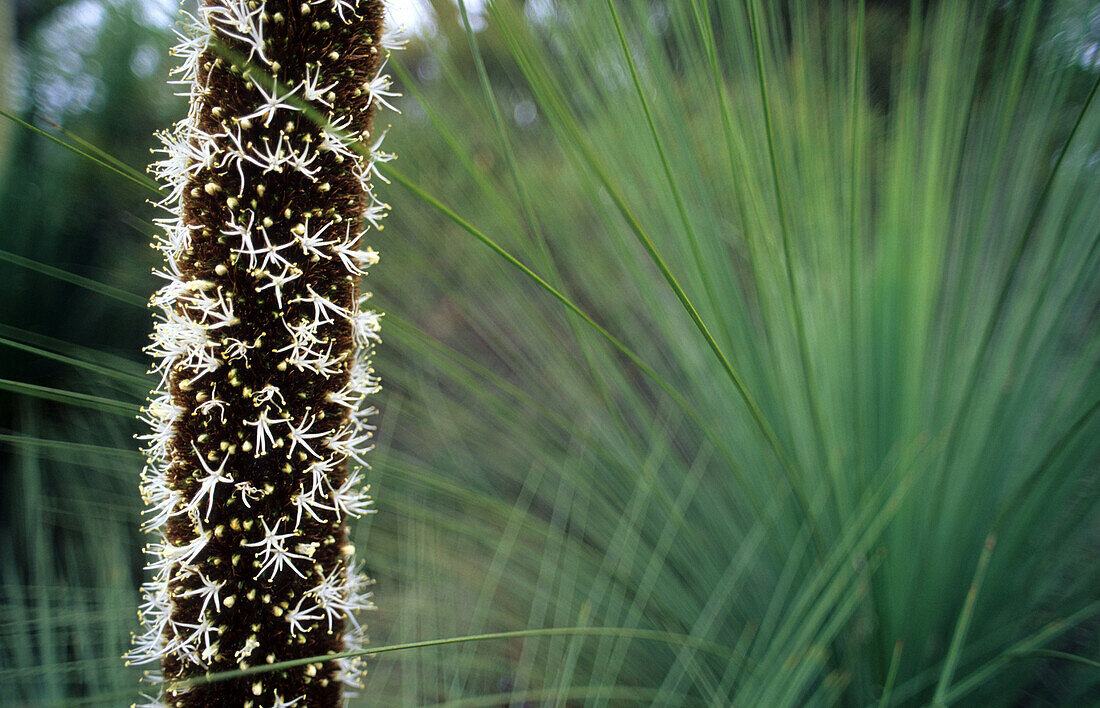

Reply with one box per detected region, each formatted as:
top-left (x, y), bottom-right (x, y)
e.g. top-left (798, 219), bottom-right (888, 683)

top-left (2, 0), bottom-right (1100, 705)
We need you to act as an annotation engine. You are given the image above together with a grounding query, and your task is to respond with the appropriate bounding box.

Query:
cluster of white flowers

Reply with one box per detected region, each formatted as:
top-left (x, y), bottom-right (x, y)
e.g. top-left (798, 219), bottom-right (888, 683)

top-left (130, 2), bottom-right (401, 706)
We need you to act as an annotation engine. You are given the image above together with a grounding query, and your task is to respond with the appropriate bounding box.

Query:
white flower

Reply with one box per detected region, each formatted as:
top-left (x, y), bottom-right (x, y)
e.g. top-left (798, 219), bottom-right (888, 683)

top-left (177, 444), bottom-right (233, 522)
top-left (235, 481), bottom-right (263, 508)
top-left (243, 408), bottom-right (291, 456)
top-left (146, 529), bottom-right (211, 580)
top-left (223, 129), bottom-right (292, 177)
top-left (221, 337), bottom-right (252, 361)
top-left (380, 21), bottom-right (409, 52)
top-left (291, 481), bottom-right (335, 526)
top-left (300, 63), bottom-right (337, 106)
top-left (147, 310), bottom-right (221, 386)
top-left (318, 115), bottom-right (361, 161)
top-left (277, 319), bottom-right (345, 376)
top-left (352, 130), bottom-right (395, 191)
top-left (151, 217), bottom-right (196, 261)
top-left (256, 265), bottom-right (302, 309)
top-left (326, 422), bottom-right (374, 468)
top-left (362, 199), bottom-right (390, 231)
top-left (151, 124), bottom-right (217, 198)
top-left (306, 565), bottom-right (350, 632)
top-left (194, 391), bottom-right (228, 423)
top-left (240, 79), bottom-right (303, 128)
top-left (133, 694), bottom-right (169, 708)
top-left (294, 220), bottom-right (335, 260)
top-left (127, 579), bottom-right (172, 665)
top-left (137, 391), bottom-right (182, 460)
top-left (285, 597), bottom-right (322, 635)
top-left (307, 563), bottom-right (376, 634)
top-left (286, 140), bottom-right (322, 180)
top-left (175, 571), bottom-right (226, 617)
top-left (306, 456), bottom-right (339, 493)
top-left (333, 225), bottom-right (379, 275)
top-left (363, 60), bottom-right (401, 113)
top-left (325, 0), bottom-right (361, 23)
top-left (285, 413), bottom-right (331, 459)
top-left (276, 318), bottom-right (325, 359)
top-left (203, 0), bottom-right (269, 65)
top-left (243, 518), bottom-right (311, 580)
top-left (167, 10), bottom-right (210, 84)
top-left (232, 224), bottom-right (294, 273)
top-left (179, 287), bottom-right (239, 330)
top-left (326, 384), bottom-right (363, 410)
top-left (348, 355), bottom-right (382, 397)
top-left (139, 470), bottom-right (179, 532)
top-left (351, 308), bottom-right (383, 347)
top-left (252, 384), bottom-right (285, 407)
top-left (291, 285), bottom-right (350, 324)
top-left (269, 692), bottom-right (305, 708)
top-left (234, 634), bottom-right (260, 662)
top-left (331, 471), bottom-right (373, 519)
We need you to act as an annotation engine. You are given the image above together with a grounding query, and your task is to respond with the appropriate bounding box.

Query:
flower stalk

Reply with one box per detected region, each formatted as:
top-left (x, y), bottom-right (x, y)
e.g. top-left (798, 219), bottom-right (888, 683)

top-left (129, 1), bottom-right (399, 705)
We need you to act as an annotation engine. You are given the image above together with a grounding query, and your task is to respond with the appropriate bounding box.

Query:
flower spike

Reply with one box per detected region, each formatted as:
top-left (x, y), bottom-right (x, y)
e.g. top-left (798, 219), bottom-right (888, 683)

top-left (132, 1), bottom-right (397, 705)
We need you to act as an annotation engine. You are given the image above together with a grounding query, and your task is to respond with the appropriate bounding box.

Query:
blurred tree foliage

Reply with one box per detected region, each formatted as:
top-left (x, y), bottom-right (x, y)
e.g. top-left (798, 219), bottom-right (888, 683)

top-left (0, 0), bottom-right (181, 406)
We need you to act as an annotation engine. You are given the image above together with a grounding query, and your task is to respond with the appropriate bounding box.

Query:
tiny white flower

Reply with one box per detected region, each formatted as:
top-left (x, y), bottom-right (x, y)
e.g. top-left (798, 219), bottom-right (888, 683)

top-left (256, 265), bottom-right (302, 309)
top-left (285, 597), bottom-right (322, 635)
top-left (294, 220), bottom-right (336, 260)
top-left (285, 413), bottom-right (331, 459)
top-left (269, 692), bottom-right (305, 708)
top-left (252, 384), bottom-right (285, 407)
top-left (324, 0), bottom-right (361, 23)
top-left (291, 285), bottom-right (350, 324)
top-left (175, 571), bottom-right (226, 617)
top-left (235, 481), bottom-right (263, 508)
top-left (194, 392), bottom-right (228, 423)
top-left (326, 422), bottom-right (374, 468)
top-left (363, 60), bottom-right (401, 113)
top-left (286, 140), bottom-right (322, 180)
top-left (203, 0), bottom-right (269, 65)
top-left (240, 80), bottom-right (303, 128)
top-left (221, 337), bottom-right (253, 361)
top-left (380, 21), bottom-right (409, 52)
top-left (234, 634), bottom-right (260, 662)
top-left (333, 225), bottom-right (379, 275)
top-left (243, 518), bottom-right (311, 580)
top-left (233, 224), bottom-right (294, 273)
top-left (242, 408), bottom-right (291, 456)
top-left (177, 443), bottom-right (234, 522)
top-left (291, 482), bottom-right (335, 526)
top-left (300, 63), bottom-right (337, 106)
top-left (331, 471), bottom-right (373, 519)
top-left (317, 114), bottom-right (360, 161)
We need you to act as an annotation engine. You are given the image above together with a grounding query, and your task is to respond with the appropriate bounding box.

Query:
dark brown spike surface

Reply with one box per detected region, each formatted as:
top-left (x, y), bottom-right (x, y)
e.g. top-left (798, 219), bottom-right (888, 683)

top-left (142, 3), bottom-right (387, 707)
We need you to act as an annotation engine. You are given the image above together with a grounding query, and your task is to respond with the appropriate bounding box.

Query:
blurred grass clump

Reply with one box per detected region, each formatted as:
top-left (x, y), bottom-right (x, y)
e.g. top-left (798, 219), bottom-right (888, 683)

top-left (2, 0), bottom-right (1100, 705)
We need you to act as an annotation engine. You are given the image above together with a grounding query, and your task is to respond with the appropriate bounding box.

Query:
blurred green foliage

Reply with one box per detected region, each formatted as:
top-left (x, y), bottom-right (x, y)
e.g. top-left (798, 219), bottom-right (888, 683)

top-left (2, 0), bottom-right (1100, 706)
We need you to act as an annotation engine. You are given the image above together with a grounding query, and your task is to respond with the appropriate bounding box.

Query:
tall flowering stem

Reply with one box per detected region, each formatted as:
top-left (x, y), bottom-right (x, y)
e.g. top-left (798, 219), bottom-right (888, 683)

top-left (129, 2), bottom-right (399, 706)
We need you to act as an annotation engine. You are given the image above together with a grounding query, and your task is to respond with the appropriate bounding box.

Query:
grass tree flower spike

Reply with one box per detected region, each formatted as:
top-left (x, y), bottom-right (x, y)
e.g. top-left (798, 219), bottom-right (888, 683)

top-left (129, 1), bottom-right (399, 705)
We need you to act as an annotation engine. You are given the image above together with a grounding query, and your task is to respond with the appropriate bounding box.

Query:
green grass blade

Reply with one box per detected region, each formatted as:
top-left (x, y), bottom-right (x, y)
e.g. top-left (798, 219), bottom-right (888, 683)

top-left (0, 248), bottom-right (146, 308)
top-left (0, 379), bottom-right (140, 417)
top-left (168, 626), bottom-right (737, 693)
top-left (744, 0), bottom-right (832, 482)
top-left (0, 337), bottom-right (148, 387)
top-left (931, 534), bottom-right (997, 705)
top-left (879, 640), bottom-right (904, 707)
top-left (0, 108), bottom-right (161, 196)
